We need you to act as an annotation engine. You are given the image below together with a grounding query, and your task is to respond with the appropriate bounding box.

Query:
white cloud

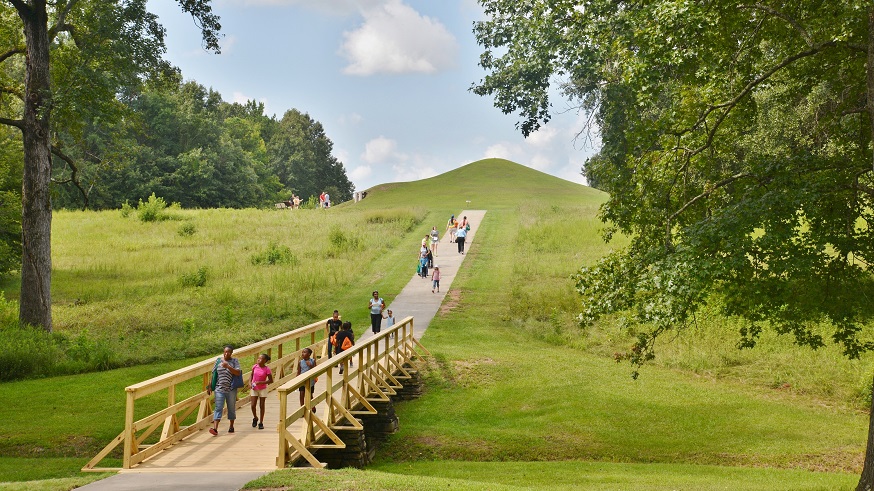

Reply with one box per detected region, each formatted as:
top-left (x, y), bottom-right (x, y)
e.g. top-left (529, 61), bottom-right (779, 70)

top-left (334, 148), bottom-right (350, 164)
top-left (392, 162), bottom-right (437, 182)
top-left (233, 0), bottom-right (385, 15)
top-left (349, 165), bottom-right (373, 181)
top-left (340, 0), bottom-right (458, 76)
top-left (526, 126), bottom-right (559, 148)
top-left (483, 143), bottom-right (519, 161)
top-left (339, 113), bottom-right (363, 126)
top-left (362, 136), bottom-right (403, 164)
top-left (529, 154), bottom-right (551, 171)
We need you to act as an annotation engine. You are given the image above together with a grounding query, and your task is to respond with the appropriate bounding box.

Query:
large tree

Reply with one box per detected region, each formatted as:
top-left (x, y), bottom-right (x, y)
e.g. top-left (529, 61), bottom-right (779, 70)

top-left (474, 1), bottom-right (874, 488)
top-left (0, 0), bottom-right (220, 331)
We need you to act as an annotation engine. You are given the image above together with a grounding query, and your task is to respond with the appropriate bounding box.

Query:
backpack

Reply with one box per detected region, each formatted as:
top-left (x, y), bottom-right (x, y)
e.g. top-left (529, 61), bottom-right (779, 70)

top-left (341, 336), bottom-right (353, 350)
top-left (330, 332), bottom-right (338, 346)
top-left (465, 223), bottom-right (471, 231)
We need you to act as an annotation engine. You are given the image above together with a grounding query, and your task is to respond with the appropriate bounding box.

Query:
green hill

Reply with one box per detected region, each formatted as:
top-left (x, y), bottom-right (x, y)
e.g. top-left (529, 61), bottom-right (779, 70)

top-left (0, 158), bottom-right (865, 490)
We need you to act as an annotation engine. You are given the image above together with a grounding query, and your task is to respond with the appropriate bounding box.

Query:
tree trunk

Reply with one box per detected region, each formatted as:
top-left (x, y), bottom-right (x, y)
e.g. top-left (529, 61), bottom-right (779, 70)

top-left (18, 1), bottom-right (53, 332)
top-left (856, 12), bottom-right (874, 489)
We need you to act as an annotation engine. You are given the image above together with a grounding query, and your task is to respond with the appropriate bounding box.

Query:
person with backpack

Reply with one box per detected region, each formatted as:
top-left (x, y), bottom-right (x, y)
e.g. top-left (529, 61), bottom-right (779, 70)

top-left (326, 310), bottom-right (342, 358)
top-left (334, 322), bottom-right (355, 374)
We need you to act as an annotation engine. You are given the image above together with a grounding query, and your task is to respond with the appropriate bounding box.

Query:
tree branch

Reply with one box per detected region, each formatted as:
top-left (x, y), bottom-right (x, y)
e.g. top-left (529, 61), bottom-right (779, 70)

top-left (7, 0), bottom-right (30, 15)
top-left (0, 86), bottom-right (25, 101)
top-left (0, 116), bottom-right (24, 130)
top-left (664, 172), bottom-right (753, 250)
top-left (50, 145), bottom-right (89, 210)
top-left (739, 4), bottom-right (813, 47)
top-left (0, 47), bottom-right (24, 64)
top-left (49, 0), bottom-right (81, 41)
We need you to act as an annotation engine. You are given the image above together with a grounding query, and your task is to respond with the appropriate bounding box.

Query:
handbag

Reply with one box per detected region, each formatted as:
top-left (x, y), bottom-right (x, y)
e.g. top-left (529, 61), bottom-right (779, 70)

top-left (210, 358), bottom-right (220, 390)
top-left (231, 364), bottom-right (245, 389)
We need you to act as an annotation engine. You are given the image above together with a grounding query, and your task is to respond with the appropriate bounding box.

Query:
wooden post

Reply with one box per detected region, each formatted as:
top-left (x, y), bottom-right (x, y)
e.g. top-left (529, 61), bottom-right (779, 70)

top-left (122, 390), bottom-right (136, 469)
top-left (277, 389), bottom-right (288, 468)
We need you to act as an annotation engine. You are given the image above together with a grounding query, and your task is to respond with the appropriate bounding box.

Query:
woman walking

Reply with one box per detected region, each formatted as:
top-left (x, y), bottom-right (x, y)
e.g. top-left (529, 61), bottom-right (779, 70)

top-left (207, 345), bottom-right (242, 436)
top-left (368, 291), bottom-right (386, 334)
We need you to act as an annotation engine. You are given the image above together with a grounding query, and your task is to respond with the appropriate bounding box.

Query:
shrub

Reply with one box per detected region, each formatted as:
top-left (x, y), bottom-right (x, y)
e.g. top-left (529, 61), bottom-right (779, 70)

top-left (120, 200), bottom-right (133, 218)
top-left (180, 267), bottom-right (209, 287)
top-left (299, 196), bottom-right (319, 210)
top-left (326, 226), bottom-right (362, 257)
top-left (137, 193), bottom-right (180, 222)
top-left (250, 243), bottom-right (297, 266)
top-left (178, 222), bottom-right (197, 237)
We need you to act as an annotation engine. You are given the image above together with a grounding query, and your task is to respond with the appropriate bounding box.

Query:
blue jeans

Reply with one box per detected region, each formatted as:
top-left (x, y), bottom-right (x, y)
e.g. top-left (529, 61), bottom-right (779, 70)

top-left (213, 389), bottom-right (238, 421)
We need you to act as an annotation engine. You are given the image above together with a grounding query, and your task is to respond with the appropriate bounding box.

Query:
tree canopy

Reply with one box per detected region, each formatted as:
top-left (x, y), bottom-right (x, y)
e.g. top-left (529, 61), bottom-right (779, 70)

top-left (474, 2), bottom-right (874, 488)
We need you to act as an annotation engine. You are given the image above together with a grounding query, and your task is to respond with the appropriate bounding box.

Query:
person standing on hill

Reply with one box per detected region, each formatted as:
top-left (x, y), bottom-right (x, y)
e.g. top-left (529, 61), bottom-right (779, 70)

top-left (319, 192), bottom-right (325, 209)
top-left (455, 223), bottom-right (467, 254)
top-left (368, 290), bottom-right (385, 334)
top-left (324, 192), bottom-right (330, 208)
top-left (326, 310), bottom-right (342, 359)
top-left (446, 215), bottom-right (457, 243)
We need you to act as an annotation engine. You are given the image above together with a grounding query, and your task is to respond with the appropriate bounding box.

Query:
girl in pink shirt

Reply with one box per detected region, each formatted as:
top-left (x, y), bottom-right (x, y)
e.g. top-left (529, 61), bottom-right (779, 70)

top-left (249, 354), bottom-right (274, 429)
top-left (431, 266), bottom-right (441, 293)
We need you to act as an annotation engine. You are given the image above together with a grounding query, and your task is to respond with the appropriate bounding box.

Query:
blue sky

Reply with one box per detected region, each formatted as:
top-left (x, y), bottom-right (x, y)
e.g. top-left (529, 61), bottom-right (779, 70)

top-left (146, 0), bottom-right (599, 192)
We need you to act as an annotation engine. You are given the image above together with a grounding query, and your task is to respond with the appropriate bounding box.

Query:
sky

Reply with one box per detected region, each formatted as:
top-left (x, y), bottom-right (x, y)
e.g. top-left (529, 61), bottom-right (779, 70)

top-left (145, 0), bottom-right (599, 192)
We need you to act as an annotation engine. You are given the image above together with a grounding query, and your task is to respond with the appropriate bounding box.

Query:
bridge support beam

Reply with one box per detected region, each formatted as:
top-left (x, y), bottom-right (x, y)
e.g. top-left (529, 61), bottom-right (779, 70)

top-left (310, 370), bottom-right (423, 468)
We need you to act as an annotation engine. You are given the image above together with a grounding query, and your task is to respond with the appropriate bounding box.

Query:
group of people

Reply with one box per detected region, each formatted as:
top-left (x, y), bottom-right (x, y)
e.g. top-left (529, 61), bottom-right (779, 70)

top-left (446, 214), bottom-right (470, 254)
top-left (206, 215), bottom-right (477, 435)
top-left (282, 194), bottom-right (302, 209)
top-left (318, 191), bottom-right (331, 208)
top-left (206, 345), bottom-right (274, 435)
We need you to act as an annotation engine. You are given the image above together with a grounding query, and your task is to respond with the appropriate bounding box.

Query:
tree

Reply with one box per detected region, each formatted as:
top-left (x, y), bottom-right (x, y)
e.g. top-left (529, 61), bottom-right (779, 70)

top-left (267, 109), bottom-right (354, 203)
top-left (0, 0), bottom-right (220, 331)
top-left (474, 2), bottom-right (874, 488)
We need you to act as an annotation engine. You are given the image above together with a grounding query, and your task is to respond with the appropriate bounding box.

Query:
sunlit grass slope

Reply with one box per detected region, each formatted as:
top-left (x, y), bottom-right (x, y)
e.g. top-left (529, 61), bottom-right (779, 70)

top-left (0, 158), bottom-right (867, 490)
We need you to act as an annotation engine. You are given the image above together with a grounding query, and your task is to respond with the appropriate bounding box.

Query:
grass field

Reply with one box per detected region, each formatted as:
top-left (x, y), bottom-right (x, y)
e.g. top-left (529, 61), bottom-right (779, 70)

top-left (0, 159), bottom-right (871, 490)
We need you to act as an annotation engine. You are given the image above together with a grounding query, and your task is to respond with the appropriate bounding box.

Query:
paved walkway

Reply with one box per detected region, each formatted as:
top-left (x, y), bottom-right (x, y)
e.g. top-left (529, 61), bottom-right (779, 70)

top-left (77, 210), bottom-right (486, 491)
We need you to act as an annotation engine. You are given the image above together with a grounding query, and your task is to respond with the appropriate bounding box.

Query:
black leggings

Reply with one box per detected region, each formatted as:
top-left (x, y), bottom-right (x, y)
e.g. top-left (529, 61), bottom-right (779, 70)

top-left (370, 313), bottom-right (382, 333)
top-left (457, 237), bottom-right (466, 253)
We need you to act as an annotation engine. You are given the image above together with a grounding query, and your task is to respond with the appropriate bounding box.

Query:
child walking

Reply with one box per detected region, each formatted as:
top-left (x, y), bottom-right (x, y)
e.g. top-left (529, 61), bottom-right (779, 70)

top-left (431, 267), bottom-right (441, 293)
top-left (297, 348), bottom-right (316, 412)
top-left (250, 354), bottom-right (274, 429)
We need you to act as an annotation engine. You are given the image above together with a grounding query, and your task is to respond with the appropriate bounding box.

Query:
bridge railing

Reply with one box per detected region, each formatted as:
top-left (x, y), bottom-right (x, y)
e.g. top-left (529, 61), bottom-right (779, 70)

top-left (83, 318), bottom-right (332, 472)
top-left (276, 316), bottom-right (430, 468)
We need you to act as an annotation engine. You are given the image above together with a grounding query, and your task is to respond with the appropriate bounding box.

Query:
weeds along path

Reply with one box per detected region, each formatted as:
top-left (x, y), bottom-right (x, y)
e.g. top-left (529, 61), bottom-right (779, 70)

top-left (358, 210), bottom-right (487, 343)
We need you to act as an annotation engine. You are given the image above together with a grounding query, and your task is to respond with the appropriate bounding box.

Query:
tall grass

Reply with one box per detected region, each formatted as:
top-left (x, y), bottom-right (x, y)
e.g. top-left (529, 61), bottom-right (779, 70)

top-left (0, 159), bottom-right (869, 490)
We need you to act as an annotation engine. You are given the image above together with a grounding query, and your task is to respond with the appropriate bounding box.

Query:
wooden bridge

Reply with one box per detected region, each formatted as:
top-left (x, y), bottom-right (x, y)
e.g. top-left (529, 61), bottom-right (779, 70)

top-left (84, 316), bottom-right (430, 472)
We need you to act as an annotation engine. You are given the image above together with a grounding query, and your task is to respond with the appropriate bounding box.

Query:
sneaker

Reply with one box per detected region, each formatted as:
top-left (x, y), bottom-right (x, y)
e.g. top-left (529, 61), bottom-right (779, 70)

top-left (252, 417), bottom-right (258, 427)
top-left (209, 428), bottom-right (218, 436)
top-left (258, 423), bottom-right (264, 430)
top-left (228, 427), bottom-right (235, 433)
top-left (432, 289), bottom-right (435, 293)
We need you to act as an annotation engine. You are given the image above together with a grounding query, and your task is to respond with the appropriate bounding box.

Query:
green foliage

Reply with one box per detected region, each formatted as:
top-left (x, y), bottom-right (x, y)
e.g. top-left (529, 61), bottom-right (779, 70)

top-left (250, 243), bottom-right (297, 266)
top-left (177, 221), bottom-right (197, 237)
top-left (120, 200), bottom-right (133, 218)
top-left (299, 195), bottom-right (319, 209)
top-left (474, 2), bottom-right (874, 373)
top-left (364, 209), bottom-right (424, 232)
top-left (137, 193), bottom-right (179, 222)
top-left (179, 267), bottom-right (208, 288)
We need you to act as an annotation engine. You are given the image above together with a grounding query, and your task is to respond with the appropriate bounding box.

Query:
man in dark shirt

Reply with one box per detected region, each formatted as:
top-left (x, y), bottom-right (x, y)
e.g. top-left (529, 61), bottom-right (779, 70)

top-left (326, 310), bottom-right (342, 358)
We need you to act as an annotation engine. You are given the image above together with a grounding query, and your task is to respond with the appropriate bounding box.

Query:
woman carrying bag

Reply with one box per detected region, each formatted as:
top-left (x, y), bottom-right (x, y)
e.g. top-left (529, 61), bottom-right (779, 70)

top-left (207, 344), bottom-right (244, 436)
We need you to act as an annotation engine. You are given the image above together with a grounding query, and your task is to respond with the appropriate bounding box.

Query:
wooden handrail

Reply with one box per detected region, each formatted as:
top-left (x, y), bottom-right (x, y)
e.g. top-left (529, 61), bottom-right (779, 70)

top-left (276, 316), bottom-right (432, 468)
top-left (84, 317), bottom-right (334, 471)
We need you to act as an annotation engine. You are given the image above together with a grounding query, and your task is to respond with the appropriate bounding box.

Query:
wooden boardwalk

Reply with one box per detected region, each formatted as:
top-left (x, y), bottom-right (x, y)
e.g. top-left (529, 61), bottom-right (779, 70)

top-left (84, 210), bottom-right (485, 487)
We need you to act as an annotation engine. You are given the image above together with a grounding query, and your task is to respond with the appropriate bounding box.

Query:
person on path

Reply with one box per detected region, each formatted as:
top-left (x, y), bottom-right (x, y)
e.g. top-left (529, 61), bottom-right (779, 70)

top-left (426, 248), bottom-right (434, 268)
top-left (326, 310), bottom-right (342, 359)
top-left (207, 345), bottom-right (242, 436)
top-left (368, 291), bottom-right (386, 333)
top-left (297, 348), bottom-right (316, 411)
top-left (333, 322), bottom-right (355, 374)
top-left (429, 226), bottom-right (440, 256)
top-left (383, 309), bottom-right (396, 328)
top-left (455, 224), bottom-right (467, 254)
top-left (432, 267), bottom-right (441, 293)
top-left (446, 215), bottom-right (457, 243)
top-left (249, 354), bottom-right (273, 430)
top-left (419, 246), bottom-right (429, 278)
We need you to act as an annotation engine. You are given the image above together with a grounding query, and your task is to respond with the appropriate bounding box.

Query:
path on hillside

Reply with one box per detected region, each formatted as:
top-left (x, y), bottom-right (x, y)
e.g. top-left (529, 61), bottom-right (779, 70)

top-left (77, 210), bottom-right (486, 491)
